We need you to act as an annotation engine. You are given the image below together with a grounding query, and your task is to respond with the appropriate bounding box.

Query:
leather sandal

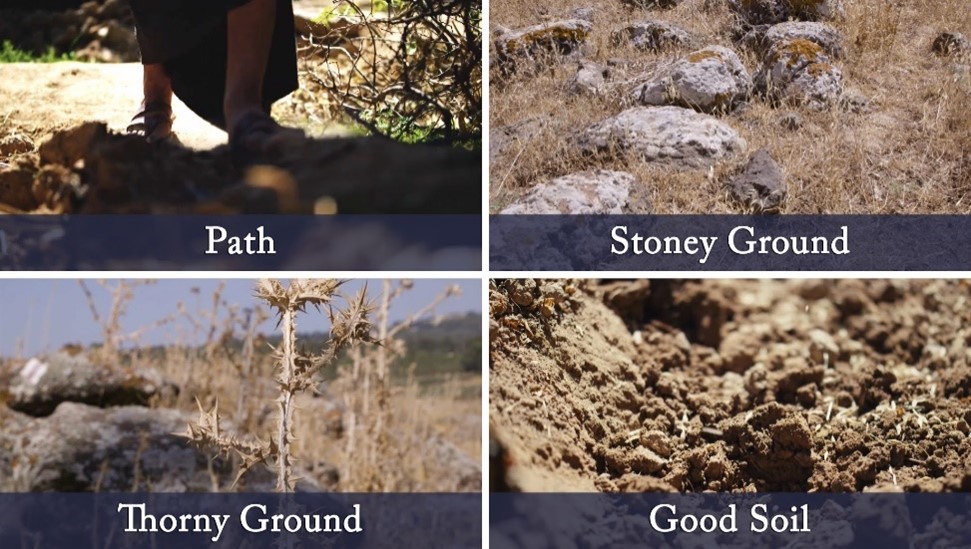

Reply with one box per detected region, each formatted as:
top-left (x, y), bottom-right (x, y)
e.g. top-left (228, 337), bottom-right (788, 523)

top-left (127, 101), bottom-right (179, 144)
top-left (229, 110), bottom-right (304, 167)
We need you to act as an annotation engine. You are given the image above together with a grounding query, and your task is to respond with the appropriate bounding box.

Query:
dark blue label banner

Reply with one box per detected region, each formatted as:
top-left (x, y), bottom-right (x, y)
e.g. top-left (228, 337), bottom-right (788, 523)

top-left (0, 493), bottom-right (480, 548)
top-left (489, 215), bottom-right (971, 271)
top-left (0, 215), bottom-right (481, 271)
top-left (491, 493), bottom-right (971, 548)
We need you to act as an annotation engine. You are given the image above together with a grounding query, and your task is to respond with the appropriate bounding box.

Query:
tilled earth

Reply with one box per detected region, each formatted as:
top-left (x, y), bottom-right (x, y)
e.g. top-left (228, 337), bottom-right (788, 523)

top-left (490, 279), bottom-right (971, 493)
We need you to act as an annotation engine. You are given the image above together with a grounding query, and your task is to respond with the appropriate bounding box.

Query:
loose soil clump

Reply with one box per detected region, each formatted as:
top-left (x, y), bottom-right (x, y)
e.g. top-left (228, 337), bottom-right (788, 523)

top-left (0, 122), bottom-right (479, 214)
top-left (490, 279), bottom-right (971, 493)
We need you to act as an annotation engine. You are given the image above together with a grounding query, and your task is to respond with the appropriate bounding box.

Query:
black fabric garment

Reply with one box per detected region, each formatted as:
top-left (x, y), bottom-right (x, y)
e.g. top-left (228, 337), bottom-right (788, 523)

top-left (127, 0), bottom-right (298, 129)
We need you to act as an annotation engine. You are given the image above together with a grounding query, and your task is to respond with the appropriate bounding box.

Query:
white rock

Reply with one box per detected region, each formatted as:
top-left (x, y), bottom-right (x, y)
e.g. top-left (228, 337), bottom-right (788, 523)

top-left (579, 106), bottom-right (746, 168)
top-left (569, 60), bottom-right (608, 97)
top-left (632, 45), bottom-right (751, 112)
top-left (763, 21), bottom-right (845, 58)
top-left (500, 170), bottom-right (636, 214)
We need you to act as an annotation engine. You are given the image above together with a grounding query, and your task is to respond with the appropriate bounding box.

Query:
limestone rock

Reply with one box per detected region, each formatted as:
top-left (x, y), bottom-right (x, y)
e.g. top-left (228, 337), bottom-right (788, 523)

top-left (500, 170), bottom-right (636, 214)
top-left (729, 148), bottom-right (786, 213)
top-left (622, 0), bottom-right (679, 8)
top-left (569, 60), bottom-right (608, 97)
top-left (5, 351), bottom-right (177, 417)
top-left (0, 407), bottom-right (31, 486)
top-left (612, 20), bottom-right (693, 52)
top-left (757, 21), bottom-right (846, 59)
top-left (632, 45), bottom-right (751, 112)
top-left (756, 38), bottom-right (843, 108)
top-left (729, 0), bottom-right (844, 25)
top-left (580, 106), bottom-right (746, 168)
top-left (6, 402), bottom-right (317, 492)
top-left (495, 20), bottom-right (593, 69)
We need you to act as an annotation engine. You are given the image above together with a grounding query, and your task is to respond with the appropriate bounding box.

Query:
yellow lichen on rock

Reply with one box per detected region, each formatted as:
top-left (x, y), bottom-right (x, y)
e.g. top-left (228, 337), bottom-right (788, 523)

top-left (773, 38), bottom-right (825, 67)
top-left (497, 20), bottom-right (592, 64)
top-left (687, 49), bottom-right (724, 63)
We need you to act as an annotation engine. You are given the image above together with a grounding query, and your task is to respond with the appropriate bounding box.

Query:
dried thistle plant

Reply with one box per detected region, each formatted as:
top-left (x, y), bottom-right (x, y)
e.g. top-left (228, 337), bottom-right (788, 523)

top-left (77, 279), bottom-right (176, 362)
top-left (339, 280), bottom-right (464, 490)
top-left (186, 279), bottom-right (376, 492)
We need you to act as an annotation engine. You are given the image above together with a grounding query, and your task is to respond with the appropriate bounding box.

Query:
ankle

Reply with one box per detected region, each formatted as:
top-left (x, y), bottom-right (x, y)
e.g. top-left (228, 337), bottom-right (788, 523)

top-left (225, 104), bottom-right (267, 136)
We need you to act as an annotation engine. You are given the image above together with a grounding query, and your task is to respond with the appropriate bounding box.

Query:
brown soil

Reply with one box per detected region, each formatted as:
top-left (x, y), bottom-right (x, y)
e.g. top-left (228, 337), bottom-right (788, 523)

top-left (490, 279), bottom-right (971, 492)
top-left (0, 115), bottom-right (478, 215)
top-left (0, 2), bottom-right (479, 214)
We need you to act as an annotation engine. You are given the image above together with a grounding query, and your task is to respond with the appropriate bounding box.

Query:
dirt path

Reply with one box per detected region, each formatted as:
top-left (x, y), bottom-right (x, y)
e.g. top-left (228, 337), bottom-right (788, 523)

top-left (0, 62), bottom-right (226, 150)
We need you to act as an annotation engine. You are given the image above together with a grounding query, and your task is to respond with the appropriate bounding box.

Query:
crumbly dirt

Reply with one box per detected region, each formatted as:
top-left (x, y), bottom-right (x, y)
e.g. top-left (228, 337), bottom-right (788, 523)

top-left (490, 279), bottom-right (971, 492)
top-left (0, 116), bottom-right (479, 215)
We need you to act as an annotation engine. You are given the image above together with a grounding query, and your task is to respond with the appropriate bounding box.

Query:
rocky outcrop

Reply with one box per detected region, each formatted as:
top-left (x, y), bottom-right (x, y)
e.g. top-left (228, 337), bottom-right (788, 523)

top-left (0, 350), bottom-right (332, 493)
top-left (500, 170), bottom-right (637, 214)
top-left (5, 351), bottom-right (177, 417)
top-left (632, 46), bottom-right (752, 113)
top-left (6, 402), bottom-right (312, 492)
top-left (579, 106), bottom-right (746, 169)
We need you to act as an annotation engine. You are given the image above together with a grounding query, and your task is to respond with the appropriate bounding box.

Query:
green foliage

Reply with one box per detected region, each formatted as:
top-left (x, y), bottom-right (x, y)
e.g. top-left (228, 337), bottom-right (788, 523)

top-left (0, 41), bottom-right (75, 63)
top-left (371, 0), bottom-right (407, 13)
top-left (358, 106), bottom-right (440, 145)
top-left (316, 0), bottom-right (407, 20)
top-left (314, 3), bottom-right (357, 23)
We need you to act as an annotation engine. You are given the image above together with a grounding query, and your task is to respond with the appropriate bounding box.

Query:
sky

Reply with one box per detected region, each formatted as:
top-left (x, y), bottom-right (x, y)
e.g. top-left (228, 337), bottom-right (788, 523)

top-left (0, 279), bottom-right (481, 357)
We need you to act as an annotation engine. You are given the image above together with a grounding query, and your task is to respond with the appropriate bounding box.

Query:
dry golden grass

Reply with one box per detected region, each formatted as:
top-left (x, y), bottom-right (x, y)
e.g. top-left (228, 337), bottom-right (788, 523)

top-left (6, 279), bottom-right (481, 493)
top-left (490, 0), bottom-right (971, 213)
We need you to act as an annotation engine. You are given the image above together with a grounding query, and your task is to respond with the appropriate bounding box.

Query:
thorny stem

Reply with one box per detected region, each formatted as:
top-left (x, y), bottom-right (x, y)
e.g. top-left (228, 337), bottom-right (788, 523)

top-left (277, 306), bottom-right (296, 492)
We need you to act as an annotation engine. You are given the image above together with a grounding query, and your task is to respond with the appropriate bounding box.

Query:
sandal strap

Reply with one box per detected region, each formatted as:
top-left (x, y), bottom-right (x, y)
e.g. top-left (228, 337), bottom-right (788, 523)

top-left (127, 101), bottom-right (175, 143)
top-left (229, 111), bottom-right (304, 166)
